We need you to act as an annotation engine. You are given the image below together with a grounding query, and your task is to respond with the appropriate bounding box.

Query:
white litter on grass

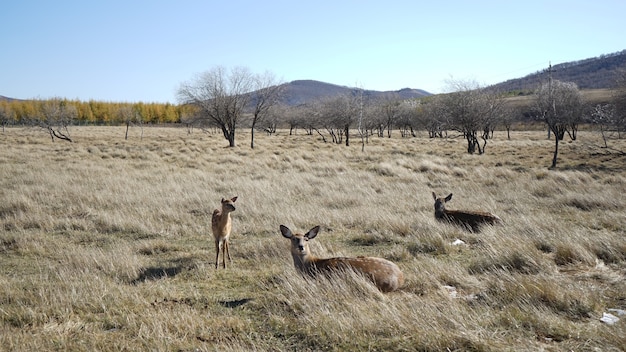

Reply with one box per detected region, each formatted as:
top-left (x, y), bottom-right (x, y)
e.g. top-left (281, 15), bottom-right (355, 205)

top-left (608, 308), bottom-right (626, 316)
top-left (451, 239), bottom-right (465, 246)
top-left (601, 308), bottom-right (626, 325)
top-left (442, 285), bottom-right (457, 298)
top-left (601, 312), bottom-right (619, 325)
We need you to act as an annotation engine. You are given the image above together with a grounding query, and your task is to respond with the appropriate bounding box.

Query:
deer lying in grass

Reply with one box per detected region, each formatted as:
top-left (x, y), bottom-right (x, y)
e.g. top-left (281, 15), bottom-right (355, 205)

top-left (280, 225), bottom-right (404, 292)
top-left (432, 192), bottom-right (502, 232)
top-left (212, 196), bottom-right (237, 269)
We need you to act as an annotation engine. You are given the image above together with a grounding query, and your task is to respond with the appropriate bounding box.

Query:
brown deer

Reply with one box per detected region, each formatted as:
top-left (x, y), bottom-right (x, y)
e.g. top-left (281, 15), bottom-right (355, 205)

top-left (212, 196), bottom-right (237, 269)
top-left (432, 192), bottom-right (502, 232)
top-left (279, 225), bottom-right (404, 292)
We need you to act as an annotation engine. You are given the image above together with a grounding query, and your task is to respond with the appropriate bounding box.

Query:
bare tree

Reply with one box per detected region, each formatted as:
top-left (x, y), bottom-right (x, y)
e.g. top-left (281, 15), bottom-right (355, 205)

top-left (419, 96), bottom-right (448, 138)
top-left (249, 71), bottom-right (284, 148)
top-left (379, 94), bottom-right (401, 138)
top-left (533, 79), bottom-right (584, 168)
top-left (0, 102), bottom-right (16, 132)
top-left (284, 104), bottom-right (305, 135)
top-left (439, 80), bottom-right (505, 154)
top-left (355, 89), bottom-right (368, 152)
top-left (259, 103), bottom-right (285, 136)
top-left (589, 104), bottom-right (615, 148)
top-left (37, 98), bottom-right (77, 142)
top-left (177, 66), bottom-right (254, 147)
top-left (300, 103), bottom-right (324, 138)
top-left (396, 100), bottom-right (419, 138)
top-left (363, 104), bottom-right (381, 141)
top-left (319, 98), bottom-right (342, 144)
top-left (180, 107), bottom-right (198, 134)
top-left (500, 105), bottom-right (518, 140)
top-left (319, 93), bottom-right (359, 146)
top-left (118, 105), bottom-right (143, 140)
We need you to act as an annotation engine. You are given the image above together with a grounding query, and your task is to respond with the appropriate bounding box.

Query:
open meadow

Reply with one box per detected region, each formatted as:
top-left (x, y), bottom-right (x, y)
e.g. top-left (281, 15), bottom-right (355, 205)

top-left (1, 126), bottom-right (625, 351)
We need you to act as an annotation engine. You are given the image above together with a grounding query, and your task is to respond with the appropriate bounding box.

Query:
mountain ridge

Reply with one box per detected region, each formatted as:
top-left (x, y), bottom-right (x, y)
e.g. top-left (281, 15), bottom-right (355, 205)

top-left (490, 49), bottom-right (626, 92)
top-left (0, 82), bottom-right (431, 104)
top-left (277, 79), bottom-right (431, 106)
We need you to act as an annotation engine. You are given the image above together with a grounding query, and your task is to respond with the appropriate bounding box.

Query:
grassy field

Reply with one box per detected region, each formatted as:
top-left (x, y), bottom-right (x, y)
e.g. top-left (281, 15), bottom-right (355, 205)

top-left (503, 88), bottom-right (614, 108)
top-left (1, 126), bottom-right (625, 351)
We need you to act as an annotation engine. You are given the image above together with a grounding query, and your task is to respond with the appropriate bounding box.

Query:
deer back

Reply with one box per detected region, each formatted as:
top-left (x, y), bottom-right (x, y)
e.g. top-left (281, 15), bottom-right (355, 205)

top-left (340, 256), bottom-right (404, 292)
top-left (305, 256), bottom-right (404, 293)
top-left (439, 209), bottom-right (501, 231)
top-left (432, 192), bottom-right (501, 231)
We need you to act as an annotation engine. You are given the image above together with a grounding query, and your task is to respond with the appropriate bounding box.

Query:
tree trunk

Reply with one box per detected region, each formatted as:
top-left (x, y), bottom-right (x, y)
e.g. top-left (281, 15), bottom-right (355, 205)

top-left (551, 135), bottom-right (559, 169)
top-left (345, 125), bottom-right (350, 146)
top-left (600, 124), bottom-right (608, 148)
top-left (466, 132), bottom-right (477, 154)
top-left (220, 126), bottom-right (230, 141)
top-left (228, 131), bottom-right (236, 147)
top-left (549, 127), bottom-right (565, 169)
top-left (314, 128), bottom-right (327, 143)
top-left (250, 123), bottom-right (256, 149)
top-left (567, 123), bottom-right (578, 140)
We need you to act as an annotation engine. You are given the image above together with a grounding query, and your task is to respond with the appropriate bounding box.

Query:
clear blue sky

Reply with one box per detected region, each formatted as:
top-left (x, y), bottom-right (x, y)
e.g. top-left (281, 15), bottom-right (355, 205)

top-left (1, 0), bottom-right (624, 103)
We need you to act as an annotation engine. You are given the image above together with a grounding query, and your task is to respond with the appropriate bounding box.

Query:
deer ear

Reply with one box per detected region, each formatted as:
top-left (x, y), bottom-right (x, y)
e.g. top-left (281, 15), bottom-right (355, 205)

top-left (280, 225), bottom-right (292, 239)
top-left (432, 192), bottom-right (437, 201)
top-left (231, 196), bottom-right (238, 202)
top-left (221, 198), bottom-right (225, 203)
top-left (445, 194), bottom-right (453, 202)
top-left (306, 226), bottom-right (320, 239)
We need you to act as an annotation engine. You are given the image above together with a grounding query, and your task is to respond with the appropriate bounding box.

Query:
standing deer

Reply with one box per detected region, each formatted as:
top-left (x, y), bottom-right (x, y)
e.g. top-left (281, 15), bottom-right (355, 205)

top-left (279, 225), bottom-right (404, 293)
top-left (432, 192), bottom-right (502, 232)
top-left (212, 196), bottom-right (238, 269)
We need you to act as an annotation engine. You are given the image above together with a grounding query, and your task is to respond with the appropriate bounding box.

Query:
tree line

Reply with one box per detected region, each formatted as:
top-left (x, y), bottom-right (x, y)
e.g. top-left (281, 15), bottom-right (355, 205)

top-left (0, 99), bottom-right (183, 126)
top-left (175, 65), bottom-right (626, 168)
top-left (2, 66), bottom-right (626, 168)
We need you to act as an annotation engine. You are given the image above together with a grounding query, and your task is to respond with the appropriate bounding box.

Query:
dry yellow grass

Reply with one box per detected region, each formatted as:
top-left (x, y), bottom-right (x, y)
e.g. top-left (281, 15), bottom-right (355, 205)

top-left (1, 126), bottom-right (625, 351)
top-left (504, 88), bottom-right (614, 107)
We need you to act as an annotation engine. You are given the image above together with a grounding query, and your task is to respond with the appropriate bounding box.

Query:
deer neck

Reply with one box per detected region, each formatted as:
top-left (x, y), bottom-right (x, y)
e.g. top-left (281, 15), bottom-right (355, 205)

top-left (291, 251), bottom-right (318, 272)
top-left (219, 211), bottom-right (231, 224)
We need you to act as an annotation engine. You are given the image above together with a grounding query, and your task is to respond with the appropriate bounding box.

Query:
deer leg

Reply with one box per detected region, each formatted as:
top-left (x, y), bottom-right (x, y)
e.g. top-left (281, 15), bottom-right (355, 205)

top-left (225, 239), bottom-right (231, 262)
top-left (222, 240), bottom-right (231, 269)
top-left (222, 242), bottom-right (226, 268)
top-left (215, 239), bottom-right (221, 269)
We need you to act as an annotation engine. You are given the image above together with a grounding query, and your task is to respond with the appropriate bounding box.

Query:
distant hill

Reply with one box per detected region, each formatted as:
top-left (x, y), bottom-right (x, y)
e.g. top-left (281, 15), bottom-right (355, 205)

top-left (491, 50), bottom-right (626, 93)
top-left (278, 80), bottom-right (431, 106)
top-left (0, 95), bottom-right (18, 102)
top-left (0, 82), bottom-right (430, 106)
